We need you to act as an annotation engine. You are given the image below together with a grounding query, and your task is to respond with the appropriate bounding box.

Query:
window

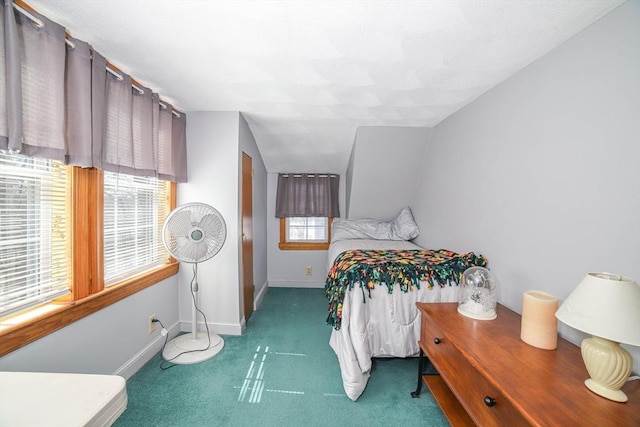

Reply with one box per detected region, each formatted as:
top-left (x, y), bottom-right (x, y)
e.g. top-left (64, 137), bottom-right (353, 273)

top-left (103, 172), bottom-right (170, 285)
top-left (0, 152), bottom-right (71, 317)
top-left (286, 217), bottom-right (328, 242)
top-left (275, 173), bottom-right (339, 250)
top-left (279, 217), bottom-right (333, 250)
top-left (0, 154), bottom-right (177, 357)
top-left (1, 1), bottom-right (186, 357)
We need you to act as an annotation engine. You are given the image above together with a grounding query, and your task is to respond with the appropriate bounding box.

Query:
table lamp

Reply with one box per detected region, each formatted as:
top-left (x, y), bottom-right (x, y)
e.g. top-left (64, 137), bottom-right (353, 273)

top-left (555, 272), bottom-right (640, 402)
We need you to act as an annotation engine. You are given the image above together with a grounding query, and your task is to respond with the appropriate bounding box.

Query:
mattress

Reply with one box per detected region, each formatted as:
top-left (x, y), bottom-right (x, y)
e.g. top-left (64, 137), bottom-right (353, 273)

top-left (0, 372), bottom-right (127, 427)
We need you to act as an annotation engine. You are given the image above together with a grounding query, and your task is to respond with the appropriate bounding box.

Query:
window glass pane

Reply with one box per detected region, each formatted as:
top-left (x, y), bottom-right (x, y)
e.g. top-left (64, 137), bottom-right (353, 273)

top-left (103, 172), bottom-right (170, 285)
top-left (286, 217), bottom-right (327, 242)
top-left (0, 152), bottom-right (70, 317)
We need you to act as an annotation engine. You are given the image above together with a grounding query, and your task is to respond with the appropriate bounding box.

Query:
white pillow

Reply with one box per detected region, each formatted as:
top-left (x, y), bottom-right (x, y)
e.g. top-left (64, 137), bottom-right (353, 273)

top-left (331, 207), bottom-right (420, 242)
top-left (331, 218), bottom-right (392, 241)
top-left (390, 206), bottom-right (420, 240)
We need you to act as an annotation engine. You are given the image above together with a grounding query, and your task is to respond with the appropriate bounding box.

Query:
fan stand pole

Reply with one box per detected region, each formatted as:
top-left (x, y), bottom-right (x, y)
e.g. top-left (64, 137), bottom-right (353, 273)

top-left (191, 263), bottom-right (199, 340)
top-left (161, 262), bottom-right (225, 364)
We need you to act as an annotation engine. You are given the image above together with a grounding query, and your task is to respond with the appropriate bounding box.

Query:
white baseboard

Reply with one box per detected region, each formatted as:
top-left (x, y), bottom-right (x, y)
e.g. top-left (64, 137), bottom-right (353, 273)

top-left (254, 280), bottom-right (268, 309)
top-left (113, 320), bottom-right (180, 379)
top-left (268, 280), bottom-right (324, 288)
top-left (114, 317), bottom-right (243, 379)
top-left (178, 320), bottom-right (243, 336)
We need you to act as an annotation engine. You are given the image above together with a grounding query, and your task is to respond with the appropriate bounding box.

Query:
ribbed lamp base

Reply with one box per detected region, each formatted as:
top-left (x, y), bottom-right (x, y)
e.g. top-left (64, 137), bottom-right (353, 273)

top-left (581, 336), bottom-right (631, 402)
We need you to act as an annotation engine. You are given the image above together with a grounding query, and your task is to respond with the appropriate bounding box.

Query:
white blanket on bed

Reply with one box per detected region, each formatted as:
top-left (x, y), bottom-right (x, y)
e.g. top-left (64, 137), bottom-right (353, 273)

top-left (326, 239), bottom-right (461, 401)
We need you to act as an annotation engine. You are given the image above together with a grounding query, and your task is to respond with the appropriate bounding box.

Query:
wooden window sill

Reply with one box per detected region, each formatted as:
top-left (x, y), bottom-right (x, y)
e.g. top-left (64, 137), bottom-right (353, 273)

top-left (278, 242), bottom-right (330, 250)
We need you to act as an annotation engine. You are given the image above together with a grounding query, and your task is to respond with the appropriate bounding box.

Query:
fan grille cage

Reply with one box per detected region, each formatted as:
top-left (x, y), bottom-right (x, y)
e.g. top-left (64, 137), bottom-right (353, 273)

top-left (162, 202), bottom-right (226, 263)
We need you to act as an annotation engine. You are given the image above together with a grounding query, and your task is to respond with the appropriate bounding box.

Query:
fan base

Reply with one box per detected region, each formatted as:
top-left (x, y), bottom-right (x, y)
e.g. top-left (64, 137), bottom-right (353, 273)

top-left (162, 332), bottom-right (224, 364)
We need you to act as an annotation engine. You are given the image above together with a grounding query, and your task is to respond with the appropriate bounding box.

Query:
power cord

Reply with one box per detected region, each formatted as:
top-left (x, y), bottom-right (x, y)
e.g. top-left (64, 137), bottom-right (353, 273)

top-left (151, 318), bottom-right (176, 370)
top-left (155, 263), bottom-right (214, 370)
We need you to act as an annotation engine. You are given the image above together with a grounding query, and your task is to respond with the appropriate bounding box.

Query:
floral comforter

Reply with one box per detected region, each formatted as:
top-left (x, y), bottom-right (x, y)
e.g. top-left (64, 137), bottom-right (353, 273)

top-left (325, 248), bottom-right (487, 330)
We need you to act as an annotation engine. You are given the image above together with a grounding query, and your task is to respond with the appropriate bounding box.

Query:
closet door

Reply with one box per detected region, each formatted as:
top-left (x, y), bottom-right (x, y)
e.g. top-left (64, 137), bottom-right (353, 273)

top-left (241, 152), bottom-right (254, 322)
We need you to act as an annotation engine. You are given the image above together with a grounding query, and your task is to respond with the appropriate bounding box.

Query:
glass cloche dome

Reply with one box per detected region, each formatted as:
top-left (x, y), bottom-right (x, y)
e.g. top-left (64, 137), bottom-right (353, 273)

top-left (457, 267), bottom-right (498, 320)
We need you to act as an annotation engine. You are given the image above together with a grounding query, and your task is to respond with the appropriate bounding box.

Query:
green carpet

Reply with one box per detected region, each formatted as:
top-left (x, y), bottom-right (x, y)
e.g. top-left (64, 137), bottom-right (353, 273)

top-left (114, 288), bottom-right (448, 426)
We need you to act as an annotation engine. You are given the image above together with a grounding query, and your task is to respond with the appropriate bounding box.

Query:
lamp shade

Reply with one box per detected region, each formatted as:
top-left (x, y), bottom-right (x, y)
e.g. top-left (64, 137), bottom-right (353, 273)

top-left (555, 273), bottom-right (640, 346)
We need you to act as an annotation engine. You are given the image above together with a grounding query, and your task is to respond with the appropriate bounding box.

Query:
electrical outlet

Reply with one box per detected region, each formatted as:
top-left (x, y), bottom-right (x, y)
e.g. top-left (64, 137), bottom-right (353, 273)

top-left (148, 314), bottom-right (157, 334)
top-left (306, 266), bottom-right (312, 276)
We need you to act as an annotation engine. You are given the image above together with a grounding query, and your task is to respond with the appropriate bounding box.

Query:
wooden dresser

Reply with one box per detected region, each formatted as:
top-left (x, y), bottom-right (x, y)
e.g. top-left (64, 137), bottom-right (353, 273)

top-left (416, 303), bottom-right (640, 426)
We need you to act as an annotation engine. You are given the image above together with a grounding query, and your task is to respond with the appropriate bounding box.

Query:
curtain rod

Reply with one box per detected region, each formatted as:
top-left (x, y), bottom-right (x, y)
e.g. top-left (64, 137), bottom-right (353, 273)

top-left (12, 2), bottom-right (42, 27)
top-left (13, 0), bottom-right (183, 118)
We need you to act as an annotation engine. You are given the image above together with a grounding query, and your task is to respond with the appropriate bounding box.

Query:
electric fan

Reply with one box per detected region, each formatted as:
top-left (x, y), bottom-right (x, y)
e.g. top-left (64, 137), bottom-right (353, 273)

top-left (161, 202), bottom-right (227, 364)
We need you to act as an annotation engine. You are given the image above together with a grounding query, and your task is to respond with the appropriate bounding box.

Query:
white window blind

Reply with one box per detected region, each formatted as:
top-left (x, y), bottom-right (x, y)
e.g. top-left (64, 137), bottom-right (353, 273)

top-left (0, 152), bottom-right (70, 317)
top-left (286, 217), bottom-right (328, 242)
top-left (103, 172), bottom-right (170, 285)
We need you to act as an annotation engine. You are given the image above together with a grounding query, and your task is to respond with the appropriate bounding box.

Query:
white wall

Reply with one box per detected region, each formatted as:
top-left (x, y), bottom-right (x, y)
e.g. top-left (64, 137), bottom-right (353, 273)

top-left (347, 126), bottom-right (431, 220)
top-left (178, 111), bottom-right (243, 334)
top-left (181, 111), bottom-right (268, 332)
top-left (412, 1), bottom-right (639, 369)
top-left (180, 112), bottom-right (243, 333)
top-left (0, 276), bottom-right (179, 378)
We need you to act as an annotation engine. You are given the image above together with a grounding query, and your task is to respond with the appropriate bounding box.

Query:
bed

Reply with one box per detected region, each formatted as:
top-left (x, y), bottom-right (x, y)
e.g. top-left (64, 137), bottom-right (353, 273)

top-left (324, 209), bottom-right (487, 401)
top-left (0, 371), bottom-right (127, 426)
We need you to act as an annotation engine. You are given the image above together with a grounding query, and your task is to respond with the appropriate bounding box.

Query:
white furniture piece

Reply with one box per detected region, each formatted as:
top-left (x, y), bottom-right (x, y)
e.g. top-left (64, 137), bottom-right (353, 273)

top-left (0, 371), bottom-right (127, 426)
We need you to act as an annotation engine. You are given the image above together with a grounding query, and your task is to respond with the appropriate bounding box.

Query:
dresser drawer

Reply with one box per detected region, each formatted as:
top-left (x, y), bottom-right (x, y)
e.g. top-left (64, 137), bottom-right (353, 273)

top-left (421, 318), bottom-right (530, 426)
top-left (421, 317), bottom-right (458, 364)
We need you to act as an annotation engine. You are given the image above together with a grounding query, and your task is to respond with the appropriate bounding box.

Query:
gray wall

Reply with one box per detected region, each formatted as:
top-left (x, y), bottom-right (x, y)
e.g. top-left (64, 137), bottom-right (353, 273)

top-left (347, 126), bottom-right (431, 220)
top-left (0, 276), bottom-right (179, 378)
top-left (266, 126), bottom-right (430, 286)
top-left (267, 174), bottom-right (346, 287)
top-left (411, 1), bottom-right (639, 369)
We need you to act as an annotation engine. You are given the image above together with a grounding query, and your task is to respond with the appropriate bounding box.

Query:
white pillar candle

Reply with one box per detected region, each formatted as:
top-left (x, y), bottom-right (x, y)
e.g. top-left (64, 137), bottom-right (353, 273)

top-left (520, 290), bottom-right (558, 350)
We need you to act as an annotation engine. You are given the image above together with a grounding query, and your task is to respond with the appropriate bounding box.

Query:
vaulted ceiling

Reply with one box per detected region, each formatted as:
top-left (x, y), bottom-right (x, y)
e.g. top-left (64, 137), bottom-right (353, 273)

top-left (28, 0), bottom-right (625, 173)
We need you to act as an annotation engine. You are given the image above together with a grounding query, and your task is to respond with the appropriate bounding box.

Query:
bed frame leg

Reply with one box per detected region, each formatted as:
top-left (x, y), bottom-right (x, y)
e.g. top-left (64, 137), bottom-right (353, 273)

top-left (411, 348), bottom-right (425, 398)
top-left (411, 348), bottom-right (439, 398)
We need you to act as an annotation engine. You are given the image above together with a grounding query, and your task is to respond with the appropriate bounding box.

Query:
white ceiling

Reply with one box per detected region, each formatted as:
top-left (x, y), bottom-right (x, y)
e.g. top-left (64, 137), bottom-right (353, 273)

top-left (27, 0), bottom-right (625, 174)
